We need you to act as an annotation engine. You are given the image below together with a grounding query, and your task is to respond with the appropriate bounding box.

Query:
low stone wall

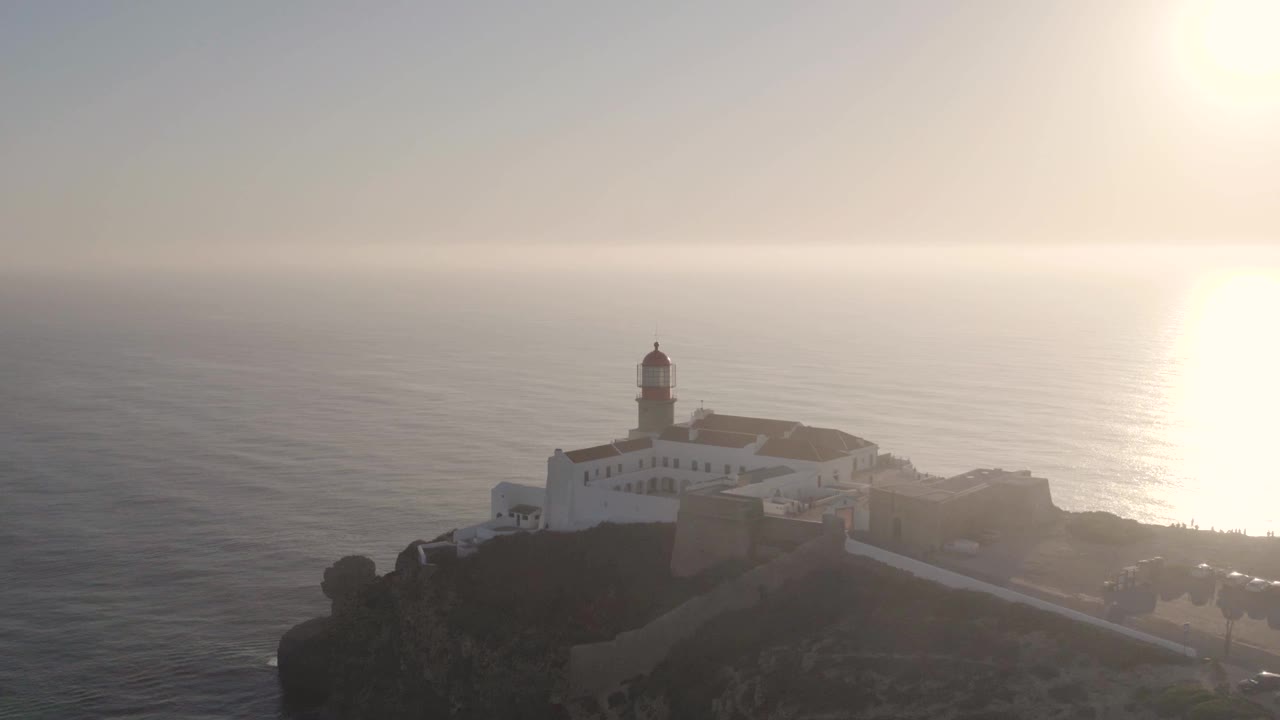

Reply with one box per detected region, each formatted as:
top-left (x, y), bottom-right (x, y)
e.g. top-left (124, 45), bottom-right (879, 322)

top-left (845, 539), bottom-right (1194, 658)
top-left (758, 515), bottom-right (823, 549)
top-left (568, 521), bottom-right (843, 697)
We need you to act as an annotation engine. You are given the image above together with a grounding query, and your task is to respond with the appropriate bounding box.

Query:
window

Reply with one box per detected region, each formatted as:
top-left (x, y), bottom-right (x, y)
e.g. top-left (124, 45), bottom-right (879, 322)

top-left (638, 460), bottom-right (643, 471)
top-left (673, 459), bottom-right (680, 469)
top-left (594, 468), bottom-right (599, 478)
top-left (617, 463), bottom-right (623, 473)
top-left (725, 464), bottom-right (731, 475)
top-left (583, 471), bottom-right (589, 484)
top-left (739, 465), bottom-right (746, 474)
top-left (625, 483), bottom-right (632, 492)
top-left (663, 457), bottom-right (669, 467)
top-left (606, 467), bottom-right (612, 478)
top-left (705, 462), bottom-right (711, 473)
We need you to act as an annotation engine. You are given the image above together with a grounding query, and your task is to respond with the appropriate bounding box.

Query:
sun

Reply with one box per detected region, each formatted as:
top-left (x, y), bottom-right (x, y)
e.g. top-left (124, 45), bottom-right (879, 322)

top-left (1173, 0), bottom-right (1280, 111)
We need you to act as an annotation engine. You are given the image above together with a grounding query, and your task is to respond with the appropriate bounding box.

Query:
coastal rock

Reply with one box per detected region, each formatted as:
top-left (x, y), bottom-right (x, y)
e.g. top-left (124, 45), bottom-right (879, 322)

top-left (322, 555), bottom-right (377, 616)
top-left (276, 615), bottom-right (335, 706)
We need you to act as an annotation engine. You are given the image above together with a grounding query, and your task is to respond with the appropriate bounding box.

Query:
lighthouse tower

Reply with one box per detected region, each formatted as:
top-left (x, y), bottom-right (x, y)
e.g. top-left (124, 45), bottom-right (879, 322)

top-left (631, 342), bottom-right (677, 438)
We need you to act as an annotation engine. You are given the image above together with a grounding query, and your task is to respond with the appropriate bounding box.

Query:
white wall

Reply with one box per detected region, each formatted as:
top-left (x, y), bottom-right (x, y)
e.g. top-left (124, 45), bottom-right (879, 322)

top-left (652, 437), bottom-right (766, 478)
top-left (545, 451), bottom-right (577, 531)
top-left (563, 486), bottom-right (679, 529)
top-left (490, 482), bottom-right (546, 524)
top-left (844, 539), bottom-right (1194, 658)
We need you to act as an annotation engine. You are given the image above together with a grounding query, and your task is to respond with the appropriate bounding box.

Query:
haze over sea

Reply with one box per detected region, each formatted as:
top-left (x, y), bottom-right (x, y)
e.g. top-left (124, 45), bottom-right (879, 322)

top-left (4, 245), bottom-right (1280, 719)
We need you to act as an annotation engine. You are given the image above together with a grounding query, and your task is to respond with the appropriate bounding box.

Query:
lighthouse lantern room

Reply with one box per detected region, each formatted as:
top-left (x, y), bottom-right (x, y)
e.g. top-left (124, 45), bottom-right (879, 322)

top-left (631, 342), bottom-right (678, 437)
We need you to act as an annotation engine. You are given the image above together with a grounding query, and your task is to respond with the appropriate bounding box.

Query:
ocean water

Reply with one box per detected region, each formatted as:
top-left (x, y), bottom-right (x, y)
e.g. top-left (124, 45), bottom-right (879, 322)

top-left (3, 247), bottom-right (1280, 718)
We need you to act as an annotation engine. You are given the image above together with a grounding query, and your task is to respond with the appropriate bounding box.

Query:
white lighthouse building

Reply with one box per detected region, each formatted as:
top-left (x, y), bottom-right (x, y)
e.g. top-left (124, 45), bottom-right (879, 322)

top-left (454, 343), bottom-right (880, 546)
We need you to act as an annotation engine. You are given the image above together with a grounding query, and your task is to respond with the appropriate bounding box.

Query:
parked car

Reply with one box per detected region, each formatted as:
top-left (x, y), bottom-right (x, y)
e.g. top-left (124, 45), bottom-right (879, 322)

top-left (1224, 571), bottom-right (1251, 588)
top-left (1247, 578), bottom-right (1270, 593)
top-left (1190, 563), bottom-right (1215, 579)
top-left (1237, 671), bottom-right (1280, 694)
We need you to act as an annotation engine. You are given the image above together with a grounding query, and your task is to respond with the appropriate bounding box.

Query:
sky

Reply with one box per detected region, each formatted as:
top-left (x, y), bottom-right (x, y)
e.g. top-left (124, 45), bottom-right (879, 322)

top-left (2, 1), bottom-right (1278, 270)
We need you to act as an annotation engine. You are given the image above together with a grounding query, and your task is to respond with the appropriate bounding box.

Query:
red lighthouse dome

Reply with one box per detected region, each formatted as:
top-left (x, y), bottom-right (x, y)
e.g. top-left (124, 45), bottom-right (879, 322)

top-left (637, 342), bottom-right (676, 401)
top-left (642, 342), bottom-right (672, 367)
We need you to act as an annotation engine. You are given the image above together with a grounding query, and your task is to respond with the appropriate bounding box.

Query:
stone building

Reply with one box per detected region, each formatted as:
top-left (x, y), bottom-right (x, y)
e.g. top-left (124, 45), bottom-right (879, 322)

top-left (868, 468), bottom-right (1054, 553)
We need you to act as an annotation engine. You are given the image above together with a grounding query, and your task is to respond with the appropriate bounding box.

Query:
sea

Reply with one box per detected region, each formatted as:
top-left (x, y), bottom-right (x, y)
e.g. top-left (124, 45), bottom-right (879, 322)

top-left (3, 245), bottom-right (1280, 719)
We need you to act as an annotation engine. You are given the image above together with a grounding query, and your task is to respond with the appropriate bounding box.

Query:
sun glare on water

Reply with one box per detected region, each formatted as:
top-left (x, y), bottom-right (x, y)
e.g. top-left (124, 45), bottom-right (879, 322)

top-left (1172, 272), bottom-right (1280, 529)
top-left (1173, 0), bottom-right (1280, 112)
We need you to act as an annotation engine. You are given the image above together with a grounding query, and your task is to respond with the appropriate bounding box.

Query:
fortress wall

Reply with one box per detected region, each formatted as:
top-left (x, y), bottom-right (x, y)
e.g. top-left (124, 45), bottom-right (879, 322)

top-left (757, 515), bottom-right (824, 549)
top-left (844, 539), bottom-right (1194, 658)
top-left (568, 521), bottom-right (844, 697)
top-left (668, 513), bottom-right (754, 578)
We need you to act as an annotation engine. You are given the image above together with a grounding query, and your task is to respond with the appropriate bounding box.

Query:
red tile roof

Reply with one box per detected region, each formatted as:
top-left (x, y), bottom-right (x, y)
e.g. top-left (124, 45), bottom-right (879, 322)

top-left (791, 425), bottom-right (875, 452)
top-left (658, 426), bottom-right (691, 442)
top-left (693, 429), bottom-right (758, 448)
top-left (612, 436), bottom-right (654, 454)
top-left (564, 444), bottom-right (621, 463)
top-left (755, 437), bottom-right (848, 463)
top-left (690, 413), bottom-right (799, 438)
top-left (564, 436), bottom-right (654, 464)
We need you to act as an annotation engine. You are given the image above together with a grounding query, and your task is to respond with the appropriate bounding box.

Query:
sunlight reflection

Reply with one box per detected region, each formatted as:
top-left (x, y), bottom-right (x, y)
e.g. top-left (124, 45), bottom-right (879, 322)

top-left (1173, 272), bottom-right (1280, 531)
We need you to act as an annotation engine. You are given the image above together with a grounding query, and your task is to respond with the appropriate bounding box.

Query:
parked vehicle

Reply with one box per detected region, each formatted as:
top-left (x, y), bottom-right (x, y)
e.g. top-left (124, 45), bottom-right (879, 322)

top-left (1247, 578), bottom-right (1270, 593)
top-left (1237, 671), bottom-right (1280, 695)
top-left (1190, 563), bottom-right (1215, 579)
top-left (1224, 571), bottom-right (1251, 588)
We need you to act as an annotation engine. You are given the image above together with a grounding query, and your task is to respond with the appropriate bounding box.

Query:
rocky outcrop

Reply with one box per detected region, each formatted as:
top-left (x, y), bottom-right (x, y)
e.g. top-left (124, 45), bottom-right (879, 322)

top-left (278, 523), bottom-right (1203, 719)
top-left (277, 523), bottom-right (714, 719)
top-left (277, 554), bottom-right (380, 707)
top-left (322, 555), bottom-right (378, 616)
top-left (276, 615), bottom-right (335, 706)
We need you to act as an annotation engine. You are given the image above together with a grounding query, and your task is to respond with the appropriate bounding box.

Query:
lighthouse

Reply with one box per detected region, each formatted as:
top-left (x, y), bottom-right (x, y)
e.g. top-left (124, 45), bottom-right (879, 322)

top-left (631, 342), bottom-right (677, 437)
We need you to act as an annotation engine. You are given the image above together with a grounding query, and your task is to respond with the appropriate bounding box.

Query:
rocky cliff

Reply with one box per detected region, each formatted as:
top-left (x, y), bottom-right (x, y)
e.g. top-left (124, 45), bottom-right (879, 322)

top-left (279, 526), bottom-right (1271, 720)
top-left (277, 523), bottom-right (734, 719)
